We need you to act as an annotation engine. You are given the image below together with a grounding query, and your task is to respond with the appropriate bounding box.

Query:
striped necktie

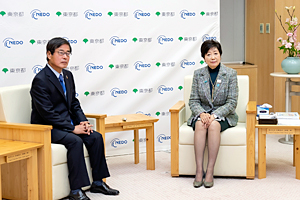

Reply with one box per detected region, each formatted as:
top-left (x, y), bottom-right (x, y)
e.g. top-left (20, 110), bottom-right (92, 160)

top-left (59, 74), bottom-right (66, 96)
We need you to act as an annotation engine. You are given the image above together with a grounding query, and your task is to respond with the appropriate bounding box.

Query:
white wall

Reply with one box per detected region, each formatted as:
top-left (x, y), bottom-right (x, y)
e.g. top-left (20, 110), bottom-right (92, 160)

top-left (0, 0), bottom-right (220, 156)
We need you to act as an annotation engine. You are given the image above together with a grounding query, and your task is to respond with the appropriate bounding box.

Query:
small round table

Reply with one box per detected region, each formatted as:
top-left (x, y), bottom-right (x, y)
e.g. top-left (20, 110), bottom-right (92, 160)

top-left (270, 72), bottom-right (300, 144)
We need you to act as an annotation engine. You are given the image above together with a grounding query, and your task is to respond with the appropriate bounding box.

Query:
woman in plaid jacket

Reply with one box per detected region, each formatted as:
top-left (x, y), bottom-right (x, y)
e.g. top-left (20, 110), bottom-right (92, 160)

top-left (188, 40), bottom-right (238, 188)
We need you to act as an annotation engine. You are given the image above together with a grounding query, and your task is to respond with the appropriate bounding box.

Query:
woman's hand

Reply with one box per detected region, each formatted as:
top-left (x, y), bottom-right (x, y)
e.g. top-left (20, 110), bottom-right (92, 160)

top-left (200, 113), bottom-right (215, 128)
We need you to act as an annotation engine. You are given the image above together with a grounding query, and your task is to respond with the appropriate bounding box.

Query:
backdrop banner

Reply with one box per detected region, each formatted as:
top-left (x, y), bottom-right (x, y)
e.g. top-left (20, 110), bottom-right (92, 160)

top-left (0, 0), bottom-right (220, 156)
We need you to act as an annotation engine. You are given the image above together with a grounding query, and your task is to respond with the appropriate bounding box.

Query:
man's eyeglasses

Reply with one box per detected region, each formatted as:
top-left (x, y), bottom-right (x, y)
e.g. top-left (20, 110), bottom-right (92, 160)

top-left (56, 50), bottom-right (71, 57)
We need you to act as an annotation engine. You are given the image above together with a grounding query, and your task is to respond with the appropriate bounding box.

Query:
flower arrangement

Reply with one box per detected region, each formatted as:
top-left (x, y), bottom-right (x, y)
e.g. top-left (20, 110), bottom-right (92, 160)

top-left (276, 6), bottom-right (300, 57)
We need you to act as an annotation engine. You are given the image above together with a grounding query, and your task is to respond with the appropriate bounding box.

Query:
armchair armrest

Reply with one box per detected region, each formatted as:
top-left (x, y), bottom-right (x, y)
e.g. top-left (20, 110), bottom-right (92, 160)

top-left (0, 122), bottom-right (53, 200)
top-left (245, 101), bottom-right (256, 179)
top-left (169, 100), bottom-right (185, 112)
top-left (169, 101), bottom-right (185, 177)
top-left (246, 101), bottom-right (256, 114)
top-left (170, 100), bottom-right (186, 127)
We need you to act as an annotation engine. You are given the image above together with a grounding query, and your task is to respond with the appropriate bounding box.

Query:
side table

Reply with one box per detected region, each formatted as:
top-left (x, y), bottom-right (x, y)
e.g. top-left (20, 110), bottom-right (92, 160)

top-left (270, 72), bottom-right (300, 144)
top-left (0, 139), bottom-right (43, 199)
top-left (255, 123), bottom-right (300, 179)
top-left (105, 114), bottom-right (159, 170)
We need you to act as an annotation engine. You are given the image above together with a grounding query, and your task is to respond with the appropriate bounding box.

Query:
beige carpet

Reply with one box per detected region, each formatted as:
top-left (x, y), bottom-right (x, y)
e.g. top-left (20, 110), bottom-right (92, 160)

top-left (85, 134), bottom-right (300, 200)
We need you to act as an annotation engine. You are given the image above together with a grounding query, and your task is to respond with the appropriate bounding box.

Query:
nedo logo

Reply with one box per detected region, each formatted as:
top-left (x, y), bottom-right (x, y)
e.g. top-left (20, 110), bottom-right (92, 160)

top-left (84, 9), bottom-right (102, 20)
top-left (157, 35), bottom-right (173, 45)
top-left (180, 59), bottom-right (195, 69)
top-left (62, 37), bottom-right (77, 44)
top-left (110, 87), bottom-right (127, 97)
top-left (202, 34), bottom-right (217, 42)
top-left (157, 134), bottom-right (171, 143)
top-left (3, 38), bottom-right (23, 48)
top-left (133, 10), bottom-right (150, 19)
top-left (134, 61), bottom-right (151, 71)
top-left (110, 138), bottom-right (127, 148)
top-left (157, 85), bottom-right (173, 94)
top-left (30, 9), bottom-right (50, 20)
top-left (109, 36), bottom-right (127, 46)
top-left (32, 65), bottom-right (43, 74)
top-left (180, 10), bottom-right (196, 19)
top-left (136, 111), bottom-right (151, 116)
top-left (85, 63), bottom-right (103, 73)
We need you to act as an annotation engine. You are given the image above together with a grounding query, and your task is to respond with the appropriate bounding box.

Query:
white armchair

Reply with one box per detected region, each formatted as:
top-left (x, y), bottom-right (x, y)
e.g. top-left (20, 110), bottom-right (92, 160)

top-left (0, 84), bottom-right (106, 200)
top-left (169, 75), bottom-right (256, 178)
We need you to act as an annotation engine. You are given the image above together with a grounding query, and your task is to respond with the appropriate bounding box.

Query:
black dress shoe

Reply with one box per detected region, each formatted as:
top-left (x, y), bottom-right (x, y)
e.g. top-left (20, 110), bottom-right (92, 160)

top-left (90, 182), bottom-right (119, 195)
top-left (68, 189), bottom-right (90, 200)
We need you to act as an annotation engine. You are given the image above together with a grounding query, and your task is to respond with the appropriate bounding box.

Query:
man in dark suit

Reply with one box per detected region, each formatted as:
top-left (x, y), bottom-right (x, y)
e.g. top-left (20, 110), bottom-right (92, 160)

top-left (30, 37), bottom-right (119, 200)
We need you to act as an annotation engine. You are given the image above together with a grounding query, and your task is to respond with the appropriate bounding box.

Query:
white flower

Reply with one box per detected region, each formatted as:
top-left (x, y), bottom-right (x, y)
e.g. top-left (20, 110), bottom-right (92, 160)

top-left (282, 40), bottom-right (287, 45)
top-left (293, 17), bottom-right (298, 23)
top-left (285, 6), bottom-right (293, 10)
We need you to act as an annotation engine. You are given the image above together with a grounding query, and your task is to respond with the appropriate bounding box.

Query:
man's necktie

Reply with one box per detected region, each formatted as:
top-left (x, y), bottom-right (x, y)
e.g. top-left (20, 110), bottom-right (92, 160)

top-left (59, 74), bottom-right (73, 125)
top-left (59, 74), bottom-right (66, 96)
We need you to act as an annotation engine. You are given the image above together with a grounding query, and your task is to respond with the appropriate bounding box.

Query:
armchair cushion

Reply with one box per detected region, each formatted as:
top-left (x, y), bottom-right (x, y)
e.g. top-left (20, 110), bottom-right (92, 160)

top-left (51, 144), bottom-right (90, 166)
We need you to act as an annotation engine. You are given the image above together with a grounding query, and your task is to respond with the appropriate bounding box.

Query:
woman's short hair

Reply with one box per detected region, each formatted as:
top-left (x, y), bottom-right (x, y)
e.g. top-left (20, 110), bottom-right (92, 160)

top-left (46, 37), bottom-right (72, 61)
top-left (200, 39), bottom-right (222, 58)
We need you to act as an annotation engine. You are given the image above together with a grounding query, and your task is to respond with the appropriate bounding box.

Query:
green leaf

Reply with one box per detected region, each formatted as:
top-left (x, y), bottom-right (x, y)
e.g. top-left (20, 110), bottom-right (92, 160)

top-left (84, 91), bottom-right (90, 96)
top-left (30, 39), bottom-right (36, 45)
top-left (132, 37), bottom-right (137, 42)
top-left (83, 38), bottom-right (88, 43)
top-left (200, 60), bottom-right (204, 65)
top-left (133, 88), bottom-right (138, 93)
top-left (109, 64), bottom-right (114, 69)
top-left (155, 112), bottom-right (160, 116)
top-left (56, 11), bottom-right (62, 16)
top-left (108, 12), bottom-right (113, 16)
top-left (156, 62), bottom-right (161, 67)
top-left (156, 11), bottom-right (161, 16)
top-left (178, 37), bottom-right (183, 41)
top-left (0, 11), bottom-right (6, 16)
top-left (2, 68), bottom-right (8, 73)
top-left (178, 86), bottom-right (183, 90)
top-left (200, 11), bottom-right (205, 16)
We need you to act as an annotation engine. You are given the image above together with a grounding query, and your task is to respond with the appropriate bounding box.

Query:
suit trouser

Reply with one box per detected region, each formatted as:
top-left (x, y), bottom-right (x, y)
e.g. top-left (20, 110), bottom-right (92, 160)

top-left (53, 130), bottom-right (110, 190)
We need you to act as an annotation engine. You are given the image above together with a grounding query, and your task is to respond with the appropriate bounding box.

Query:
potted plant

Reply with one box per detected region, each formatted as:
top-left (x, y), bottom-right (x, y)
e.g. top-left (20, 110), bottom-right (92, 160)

top-left (276, 6), bottom-right (300, 74)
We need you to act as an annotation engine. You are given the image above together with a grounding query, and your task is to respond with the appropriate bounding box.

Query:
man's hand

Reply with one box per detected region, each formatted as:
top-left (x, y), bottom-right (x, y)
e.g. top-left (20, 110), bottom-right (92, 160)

top-left (80, 121), bottom-right (93, 134)
top-left (72, 121), bottom-right (93, 135)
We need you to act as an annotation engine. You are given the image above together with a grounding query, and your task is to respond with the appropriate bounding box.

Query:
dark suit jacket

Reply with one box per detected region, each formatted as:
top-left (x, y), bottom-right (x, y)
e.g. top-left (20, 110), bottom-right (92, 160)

top-left (31, 65), bottom-right (87, 142)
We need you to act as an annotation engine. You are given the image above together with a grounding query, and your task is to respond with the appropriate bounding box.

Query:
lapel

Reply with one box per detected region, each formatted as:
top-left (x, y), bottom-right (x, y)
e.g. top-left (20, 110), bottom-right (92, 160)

top-left (45, 65), bottom-right (68, 104)
top-left (212, 64), bottom-right (227, 102)
top-left (199, 67), bottom-right (213, 107)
